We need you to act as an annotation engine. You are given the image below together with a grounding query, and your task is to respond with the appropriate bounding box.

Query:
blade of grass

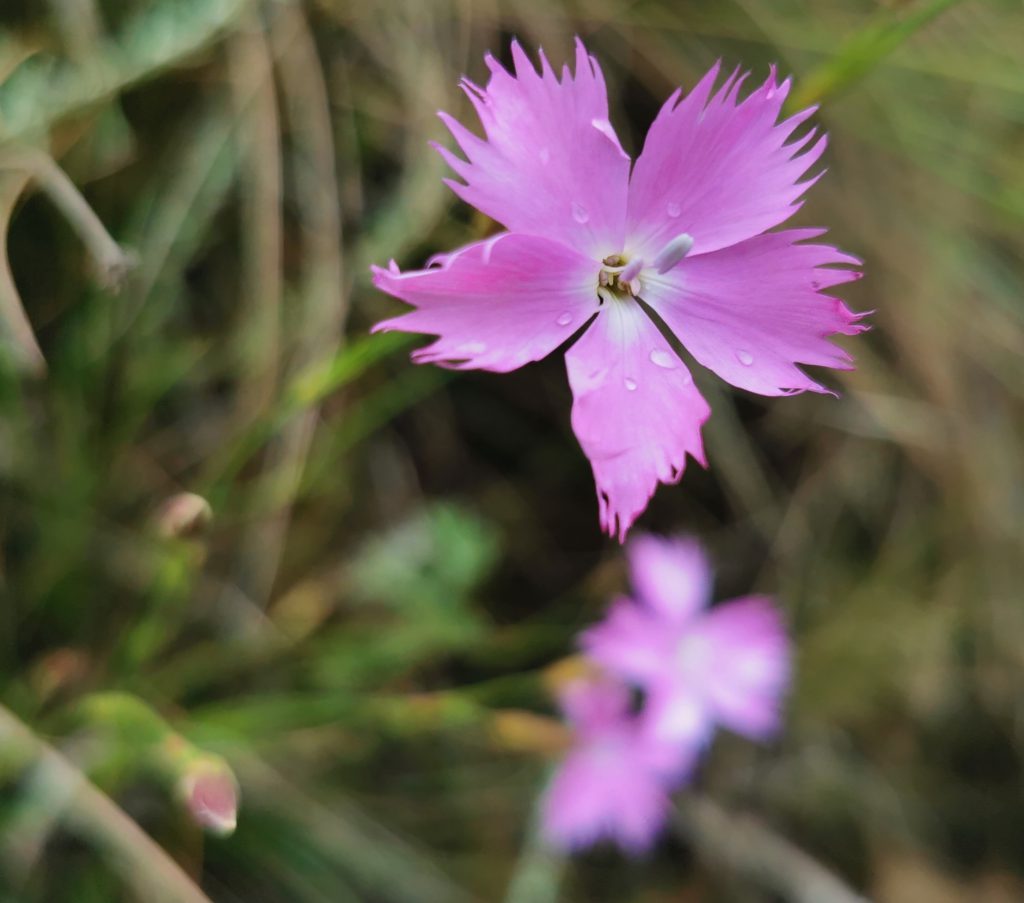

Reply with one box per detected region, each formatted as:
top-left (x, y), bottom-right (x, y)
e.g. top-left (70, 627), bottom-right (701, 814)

top-left (788, 0), bottom-right (965, 109)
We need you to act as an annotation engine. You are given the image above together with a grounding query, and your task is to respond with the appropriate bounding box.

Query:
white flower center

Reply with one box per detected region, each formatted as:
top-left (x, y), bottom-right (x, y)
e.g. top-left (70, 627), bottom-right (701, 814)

top-left (597, 254), bottom-right (644, 302)
top-left (595, 233), bottom-right (694, 303)
top-left (676, 633), bottom-right (712, 673)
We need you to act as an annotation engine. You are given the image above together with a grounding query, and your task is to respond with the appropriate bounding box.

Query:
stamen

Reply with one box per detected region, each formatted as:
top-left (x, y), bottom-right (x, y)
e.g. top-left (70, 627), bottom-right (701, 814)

top-left (619, 257), bottom-right (644, 283)
top-left (653, 233), bottom-right (694, 274)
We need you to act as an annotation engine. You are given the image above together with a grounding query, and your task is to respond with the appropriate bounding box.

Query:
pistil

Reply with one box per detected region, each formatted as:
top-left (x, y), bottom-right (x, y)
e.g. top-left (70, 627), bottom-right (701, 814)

top-left (652, 233), bottom-right (694, 274)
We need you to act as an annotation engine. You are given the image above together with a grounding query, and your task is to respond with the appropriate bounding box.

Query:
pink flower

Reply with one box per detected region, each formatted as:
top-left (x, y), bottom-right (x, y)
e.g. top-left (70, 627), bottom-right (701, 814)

top-left (541, 677), bottom-right (692, 854)
top-left (582, 534), bottom-right (790, 745)
top-left (372, 40), bottom-right (866, 541)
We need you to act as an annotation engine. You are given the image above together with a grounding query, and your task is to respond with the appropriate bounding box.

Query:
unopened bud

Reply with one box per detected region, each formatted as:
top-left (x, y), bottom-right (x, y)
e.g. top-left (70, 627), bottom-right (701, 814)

top-left (154, 493), bottom-right (213, 539)
top-left (179, 759), bottom-right (239, 836)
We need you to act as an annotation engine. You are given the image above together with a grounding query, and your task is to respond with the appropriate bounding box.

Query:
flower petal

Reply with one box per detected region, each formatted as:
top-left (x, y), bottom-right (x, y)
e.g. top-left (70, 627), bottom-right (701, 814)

top-left (627, 64), bottom-right (828, 257)
top-left (580, 595), bottom-right (674, 684)
top-left (372, 233), bottom-right (598, 373)
top-left (691, 595), bottom-right (790, 739)
top-left (565, 301), bottom-right (710, 541)
top-left (438, 39), bottom-right (629, 258)
top-left (558, 676), bottom-right (631, 735)
top-left (541, 743), bottom-right (670, 854)
top-left (628, 534), bottom-right (712, 622)
top-left (641, 229), bottom-right (867, 396)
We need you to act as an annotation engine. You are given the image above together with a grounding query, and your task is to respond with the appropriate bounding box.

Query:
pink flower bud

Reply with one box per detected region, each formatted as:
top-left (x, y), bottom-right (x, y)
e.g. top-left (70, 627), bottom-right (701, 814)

top-left (153, 493), bottom-right (213, 539)
top-left (180, 762), bottom-right (238, 836)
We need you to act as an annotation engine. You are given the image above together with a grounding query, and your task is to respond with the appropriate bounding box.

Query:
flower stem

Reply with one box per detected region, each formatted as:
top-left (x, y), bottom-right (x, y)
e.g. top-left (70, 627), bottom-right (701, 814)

top-left (0, 703), bottom-right (212, 903)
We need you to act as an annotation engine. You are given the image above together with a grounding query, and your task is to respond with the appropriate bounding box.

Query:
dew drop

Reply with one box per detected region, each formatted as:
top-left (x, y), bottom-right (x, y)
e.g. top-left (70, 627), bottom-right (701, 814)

top-left (736, 350), bottom-right (754, 366)
top-left (556, 312), bottom-right (573, 326)
top-left (571, 202), bottom-right (590, 224)
top-left (539, 147), bottom-right (551, 164)
top-left (624, 377), bottom-right (638, 391)
top-left (666, 201), bottom-right (681, 218)
top-left (649, 349), bottom-right (677, 370)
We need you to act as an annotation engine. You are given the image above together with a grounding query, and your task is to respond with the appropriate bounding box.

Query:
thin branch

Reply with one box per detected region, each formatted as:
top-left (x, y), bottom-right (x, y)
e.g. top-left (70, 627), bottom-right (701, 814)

top-left (1, 149), bottom-right (136, 291)
top-left (675, 795), bottom-right (871, 903)
top-left (503, 778), bottom-right (566, 903)
top-left (0, 704), bottom-right (213, 903)
top-left (0, 171), bottom-right (45, 373)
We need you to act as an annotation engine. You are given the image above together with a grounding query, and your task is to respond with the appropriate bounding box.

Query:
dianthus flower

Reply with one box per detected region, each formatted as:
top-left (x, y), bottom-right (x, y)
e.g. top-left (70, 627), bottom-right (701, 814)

top-left (582, 534), bottom-right (790, 745)
top-left (372, 40), bottom-right (866, 540)
top-left (540, 677), bottom-right (689, 854)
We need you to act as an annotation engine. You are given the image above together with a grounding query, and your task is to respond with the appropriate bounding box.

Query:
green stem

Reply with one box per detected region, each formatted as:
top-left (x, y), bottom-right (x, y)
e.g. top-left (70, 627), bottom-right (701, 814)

top-left (0, 703), bottom-right (212, 903)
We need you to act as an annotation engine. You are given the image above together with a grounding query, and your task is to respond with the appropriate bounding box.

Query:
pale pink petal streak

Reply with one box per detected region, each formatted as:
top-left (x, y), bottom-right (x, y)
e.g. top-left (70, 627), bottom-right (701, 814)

top-left (628, 534), bottom-right (712, 621)
top-left (627, 65), bottom-right (828, 257)
top-left (372, 233), bottom-right (598, 373)
top-left (566, 303), bottom-right (710, 541)
top-left (644, 682), bottom-right (714, 747)
top-left (438, 39), bottom-right (630, 257)
top-left (642, 229), bottom-right (866, 396)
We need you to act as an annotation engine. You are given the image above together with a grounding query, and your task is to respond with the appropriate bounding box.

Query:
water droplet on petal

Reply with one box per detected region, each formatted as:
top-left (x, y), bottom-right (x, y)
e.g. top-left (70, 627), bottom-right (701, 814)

top-left (624, 377), bottom-right (638, 391)
top-left (736, 350), bottom-right (754, 366)
top-left (680, 371), bottom-right (692, 386)
top-left (556, 312), bottom-right (573, 326)
top-left (649, 349), bottom-right (677, 369)
top-left (666, 202), bottom-right (681, 218)
top-left (539, 147), bottom-right (550, 164)
top-left (571, 202), bottom-right (589, 224)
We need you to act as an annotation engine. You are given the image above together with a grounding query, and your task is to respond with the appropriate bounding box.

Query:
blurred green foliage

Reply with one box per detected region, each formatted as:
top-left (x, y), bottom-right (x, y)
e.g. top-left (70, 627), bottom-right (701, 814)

top-left (0, 0), bottom-right (1023, 901)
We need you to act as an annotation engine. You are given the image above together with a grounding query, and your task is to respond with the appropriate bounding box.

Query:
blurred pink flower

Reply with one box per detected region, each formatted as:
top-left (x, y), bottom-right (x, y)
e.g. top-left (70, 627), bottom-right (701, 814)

top-left (583, 534), bottom-right (790, 745)
top-left (541, 677), bottom-right (692, 854)
top-left (372, 40), bottom-right (866, 541)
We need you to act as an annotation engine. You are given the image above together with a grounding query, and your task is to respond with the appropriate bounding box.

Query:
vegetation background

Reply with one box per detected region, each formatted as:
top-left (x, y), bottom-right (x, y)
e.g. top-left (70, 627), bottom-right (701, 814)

top-left (0, 0), bottom-right (1022, 900)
